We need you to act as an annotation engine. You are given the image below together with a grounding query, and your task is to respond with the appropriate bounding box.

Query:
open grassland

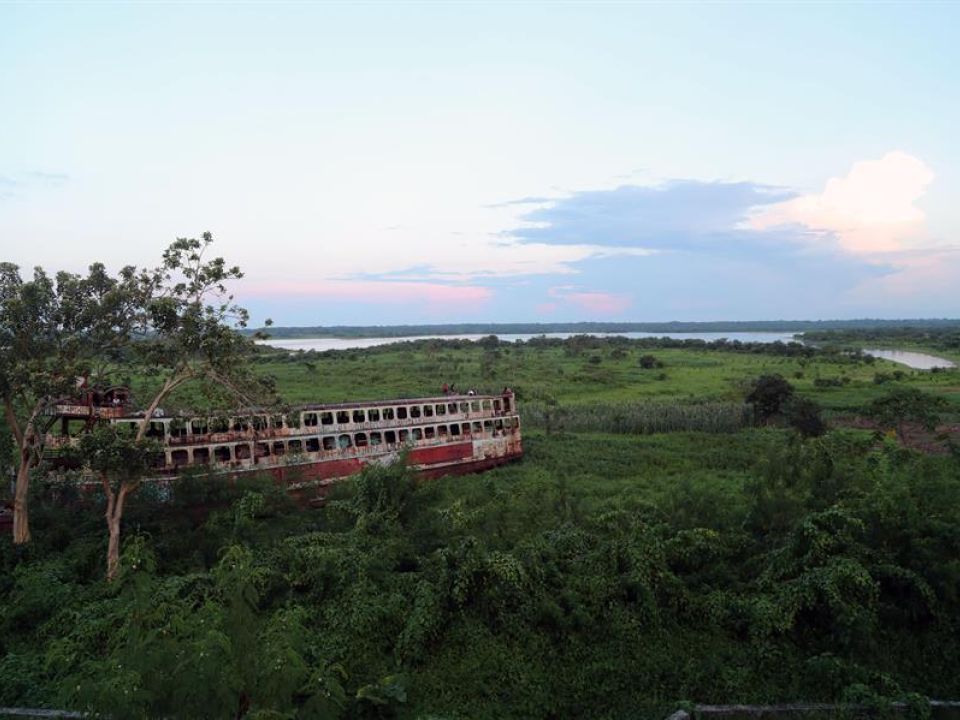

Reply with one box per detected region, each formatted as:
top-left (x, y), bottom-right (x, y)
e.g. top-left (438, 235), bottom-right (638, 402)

top-left (238, 339), bottom-right (960, 418)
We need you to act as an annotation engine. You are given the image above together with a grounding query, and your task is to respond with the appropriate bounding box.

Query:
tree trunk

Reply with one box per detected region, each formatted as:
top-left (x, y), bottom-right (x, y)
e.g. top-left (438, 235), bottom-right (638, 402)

top-left (104, 477), bottom-right (133, 581)
top-left (9, 401), bottom-right (43, 545)
top-left (13, 451), bottom-right (32, 544)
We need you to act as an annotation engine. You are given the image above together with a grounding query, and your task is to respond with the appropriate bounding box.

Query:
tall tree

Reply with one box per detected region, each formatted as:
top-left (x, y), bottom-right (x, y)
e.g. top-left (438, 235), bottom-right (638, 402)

top-left (0, 262), bottom-right (139, 543)
top-left (865, 387), bottom-right (948, 445)
top-left (93, 233), bottom-right (275, 579)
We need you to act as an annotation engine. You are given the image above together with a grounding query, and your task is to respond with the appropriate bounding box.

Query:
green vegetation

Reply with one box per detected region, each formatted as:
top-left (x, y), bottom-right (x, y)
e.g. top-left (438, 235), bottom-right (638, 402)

top-left (239, 336), bottom-right (960, 420)
top-left (2, 428), bottom-right (959, 718)
top-left (805, 327), bottom-right (960, 365)
top-left (4, 250), bottom-right (960, 717)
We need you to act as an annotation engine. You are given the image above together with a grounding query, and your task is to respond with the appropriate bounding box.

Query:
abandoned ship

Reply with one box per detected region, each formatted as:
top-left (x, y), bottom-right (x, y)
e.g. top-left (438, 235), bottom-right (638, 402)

top-left (42, 387), bottom-right (523, 500)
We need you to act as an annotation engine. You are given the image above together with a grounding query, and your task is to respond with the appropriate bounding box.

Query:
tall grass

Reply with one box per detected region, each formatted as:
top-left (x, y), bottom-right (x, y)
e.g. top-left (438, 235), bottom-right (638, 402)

top-left (522, 400), bottom-right (752, 434)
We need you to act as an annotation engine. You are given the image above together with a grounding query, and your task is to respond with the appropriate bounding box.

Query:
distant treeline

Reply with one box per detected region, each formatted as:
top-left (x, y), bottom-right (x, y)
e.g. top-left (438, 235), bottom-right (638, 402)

top-left (806, 326), bottom-right (960, 351)
top-left (248, 318), bottom-right (960, 339)
top-left (257, 333), bottom-right (870, 362)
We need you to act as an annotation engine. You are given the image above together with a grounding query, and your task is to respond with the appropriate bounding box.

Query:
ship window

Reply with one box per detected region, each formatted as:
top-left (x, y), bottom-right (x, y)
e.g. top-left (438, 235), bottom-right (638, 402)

top-left (412, 428), bottom-right (423, 440)
top-left (171, 449), bottom-right (189, 466)
top-left (232, 418), bottom-right (249, 432)
top-left (398, 429), bottom-right (409, 442)
top-left (481, 400), bottom-right (491, 411)
top-left (483, 420), bottom-right (493, 434)
top-left (338, 434), bottom-right (352, 449)
top-left (385, 430), bottom-right (396, 444)
top-left (169, 421), bottom-right (188, 438)
top-left (424, 426), bottom-right (435, 439)
top-left (494, 400), bottom-right (501, 413)
top-left (191, 419), bottom-right (208, 435)
top-left (273, 441), bottom-right (286, 455)
top-left (271, 415), bottom-right (285, 429)
top-left (355, 433), bottom-right (368, 447)
top-left (370, 431), bottom-right (382, 446)
top-left (146, 422), bottom-right (166, 439)
top-left (288, 439), bottom-right (302, 453)
top-left (320, 412), bottom-right (334, 426)
top-left (211, 417), bottom-right (229, 433)
top-left (449, 402), bottom-right (458, 414)
top-left (304, 413), bottom-right (318, 427)
top-left (252, 416), bottom-right (268, 431)
top-left (306, 437), bottom-right (320, 452)
top-left (337, 410), bottom-right (349, 424)
top-left (473, 422), bottom-right (482, 434)
top-left (193, 448), bottom-right (210, 464)
top-left (435, 404), bottom-right (446, 416)
top-left (353, 409), bottom-right (365, 423)
top-left (423, 405), bottom-right (433, 417)
top-left (450, 423), bottom-right (461, 436)
top-left (368, 409), bottom-right (380, 422)
top-left (410, 406), bottom-right (420, 419)
top-left (256, 442), bottom-right (270, 457)
top-left (214, 446), bottom-right (231, 462)
top-left (471, 401), bottom-right (480, 412)
top-left (323, 436), bottom-right (336, 450)
top-left (397, 406), bottom-right (408, 419)
top-left (495, 419), bottom-right (504, 431)
top-left (458, 402), bottom-right (468, 413)
top-left (503, 397), bottom-right (512, 411)
top-left (235, 444), bottom-right (251, 460)
top-left (438, 424), bottom-right (448, 437)
top-left (382, 407), bottom-right (395, 420)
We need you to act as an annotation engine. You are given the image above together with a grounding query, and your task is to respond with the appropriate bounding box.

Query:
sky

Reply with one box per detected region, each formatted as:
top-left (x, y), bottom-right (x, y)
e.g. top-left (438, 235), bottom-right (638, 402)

top-left (1, 2), bottom-right (958, 326)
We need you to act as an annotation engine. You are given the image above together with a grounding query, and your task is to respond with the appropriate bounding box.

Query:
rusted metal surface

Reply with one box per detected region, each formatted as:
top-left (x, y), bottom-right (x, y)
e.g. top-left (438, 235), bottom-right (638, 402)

top-left (44, 392), bottom-right (523, 494)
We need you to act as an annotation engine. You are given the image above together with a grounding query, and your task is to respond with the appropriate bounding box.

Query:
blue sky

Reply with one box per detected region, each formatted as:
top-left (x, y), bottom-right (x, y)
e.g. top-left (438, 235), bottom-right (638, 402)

top-left (1, 2), bottom-right (958, 325)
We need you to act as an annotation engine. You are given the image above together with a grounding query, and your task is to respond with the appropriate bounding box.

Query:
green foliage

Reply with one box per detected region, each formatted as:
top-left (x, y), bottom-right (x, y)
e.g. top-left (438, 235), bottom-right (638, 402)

top-left (782, 396), bottom-right (827, 438)
top-left (4, 430), bottom-right (960, 717)
top-left (866, 388), bottom-right (949, 438)
top-left (3, 321), bottom-right (960, 717)
top-left (746, 374), bottom-right (795, 422)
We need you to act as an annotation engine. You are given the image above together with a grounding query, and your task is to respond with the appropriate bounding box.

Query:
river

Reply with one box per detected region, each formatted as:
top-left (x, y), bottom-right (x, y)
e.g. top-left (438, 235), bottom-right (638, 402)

top-left (863, 348), bottom-right (957, 370)
top-left (259, 332), bottom-right (958, 370)
top-left (259, 331), bottom-right (799, 352)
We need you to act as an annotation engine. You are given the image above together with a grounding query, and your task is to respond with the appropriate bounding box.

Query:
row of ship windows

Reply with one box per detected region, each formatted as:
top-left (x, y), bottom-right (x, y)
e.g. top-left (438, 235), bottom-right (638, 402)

top-left (130, 399), bottom-right (510, 439)
top-left (167, 417), bottom-right (519, 466)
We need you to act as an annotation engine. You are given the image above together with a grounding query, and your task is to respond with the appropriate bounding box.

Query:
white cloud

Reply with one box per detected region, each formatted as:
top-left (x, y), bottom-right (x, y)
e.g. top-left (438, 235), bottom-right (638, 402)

top-left (751, 151), bottom-right (934, 253)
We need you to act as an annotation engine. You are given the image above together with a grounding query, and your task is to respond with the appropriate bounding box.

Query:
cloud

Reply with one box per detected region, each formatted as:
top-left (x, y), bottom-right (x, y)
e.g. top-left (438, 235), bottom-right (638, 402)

top-left (547, 285), bottom-right (632, 316)
top-left (751, 152), bottom-right (934, 253)
top-left (508, 180), bottom-right (794, 250)
top-left (243, 279), bottom-right (492, 308)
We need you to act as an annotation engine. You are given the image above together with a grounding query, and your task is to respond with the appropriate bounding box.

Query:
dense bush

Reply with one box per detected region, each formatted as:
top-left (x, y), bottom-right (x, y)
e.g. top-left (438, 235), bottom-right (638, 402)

top-left (2, 430), bottom-right (959, 718)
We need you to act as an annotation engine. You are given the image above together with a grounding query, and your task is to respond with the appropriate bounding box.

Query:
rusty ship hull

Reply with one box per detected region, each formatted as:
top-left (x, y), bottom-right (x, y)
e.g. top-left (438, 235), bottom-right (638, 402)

top-left (45, 391), bottom-right (523, 500)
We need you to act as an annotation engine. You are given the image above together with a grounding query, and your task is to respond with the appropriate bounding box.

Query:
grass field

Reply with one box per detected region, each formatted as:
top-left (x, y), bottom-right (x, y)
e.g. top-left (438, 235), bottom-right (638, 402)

top-left (234, 340), bottom-right (960, 418)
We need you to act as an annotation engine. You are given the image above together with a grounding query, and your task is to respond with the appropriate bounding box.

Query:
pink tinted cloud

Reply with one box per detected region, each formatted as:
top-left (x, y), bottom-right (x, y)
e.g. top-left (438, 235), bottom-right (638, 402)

top-left (546, 286), bottom-right (631, 315)
top-left (535, 302), bottom-right (559, 315)
top-left (566, 291), bottom-right (631, 314)
top-left (246, 280), bottom-right (492, 306)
